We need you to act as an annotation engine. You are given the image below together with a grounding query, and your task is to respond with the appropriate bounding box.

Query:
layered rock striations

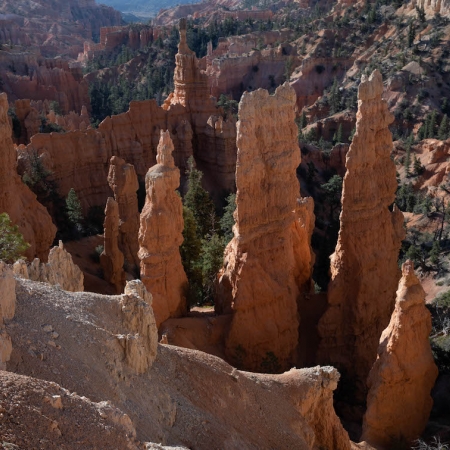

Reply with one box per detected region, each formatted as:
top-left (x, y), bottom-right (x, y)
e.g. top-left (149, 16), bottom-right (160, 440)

top-left (107, 156), bottom-right (140, 269)
top-left (13, 241), bottom-right (84, 292)
top-left (0, 93), bottom-right (56, 260)
top-left (100, 197), bottom-right (126, 294)
top-left (216, 83), bottom-right (315, 371)
top-left (138, 131), bottom-right (188, 327)
top-left (362, 261), bottom-right (438, 448)
top-left (316, 70), bottom-right (405, 401)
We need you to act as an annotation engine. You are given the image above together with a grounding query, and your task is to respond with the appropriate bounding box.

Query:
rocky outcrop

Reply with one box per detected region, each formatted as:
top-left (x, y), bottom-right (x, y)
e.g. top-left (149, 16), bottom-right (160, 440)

top-left (120, 280), bottom-right (158, 374)
top-left (107, 156), bottom-right (140, 269)
top-left (13, 241), bottom-right (84, 292)
top-left (0, 262), bottom-right (15, 370)
top-left (138, 131), bottom-right (188, 327)
top-left (0, 92), bottom-right (56, 260)
top-left (362, 261), bottom-right (439, 448)
top-left (216, 83), bottom-right (315, 371)
top-left (316, 70), bottom-right (405, 402)
top-left (100, 197), bottom-right (126, 294)
top-left (7, 276), bottom-right (352, 449)
top-left (0, 371), bottom-right (144, 450)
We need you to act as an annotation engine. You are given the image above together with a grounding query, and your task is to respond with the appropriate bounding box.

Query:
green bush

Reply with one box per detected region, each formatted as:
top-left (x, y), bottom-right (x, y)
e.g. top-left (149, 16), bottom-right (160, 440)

top-left (0, 213), bottom-right (30, 263)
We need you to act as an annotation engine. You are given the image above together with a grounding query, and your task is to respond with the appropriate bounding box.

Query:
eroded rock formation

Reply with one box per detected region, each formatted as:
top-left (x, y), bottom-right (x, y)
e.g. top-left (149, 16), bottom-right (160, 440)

top-left (100, 197), bottom-right (126, 294)
top-left (362, 261), bottom-right (438, 448)
top-left (0, 92), bottom-right (56, 260)
top-left (7, 276), bottom-right (352, 449)
top-left (216, 83), bottom-right (315, 371)
top-left (107, 156), bottom-right (140, 268)
top-left (316, 70), bottom-right (405, 402)
top-left (17, 21), bottom-right (237, 212)
top-left (13, 241), bottom-right (84, 292)
top-left (120, 280), bottom-right (158, 374)
top-left (138, 131), bottom-right (187, 327)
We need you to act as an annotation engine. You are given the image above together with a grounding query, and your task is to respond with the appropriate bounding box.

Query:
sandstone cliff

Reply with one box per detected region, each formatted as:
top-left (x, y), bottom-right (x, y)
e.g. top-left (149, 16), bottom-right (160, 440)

top-left (0, 92), bottom-right (56, 260)
top-left (107, 156), bottom-right (140, 269)
top-left (316, 70), bottom-right (405, 402)
top-left (138, 131), bottom-right (188, 327)
top-left (100, 197), bottom-right (126, 294)
top-left (13, 241), bottom-right (84, 292)
top-left (362, 261), bottom-right (438, 448)
top-left (216, 83), bottom-right (315, 371)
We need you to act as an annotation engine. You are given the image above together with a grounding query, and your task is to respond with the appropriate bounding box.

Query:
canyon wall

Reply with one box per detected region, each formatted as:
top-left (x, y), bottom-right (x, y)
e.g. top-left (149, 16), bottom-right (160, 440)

top-left (316, 70), bottom-right (405, 402)
top-left (1, 54), bottom-right (90, 115)
top-left (138, 131), bottom-right (188, 327)
top-left (362, 261), bottom-right (438, 448)
top-left (216, 83), bottom-right (315, 372)
top-left (0, 93), bottom-right (56, 260)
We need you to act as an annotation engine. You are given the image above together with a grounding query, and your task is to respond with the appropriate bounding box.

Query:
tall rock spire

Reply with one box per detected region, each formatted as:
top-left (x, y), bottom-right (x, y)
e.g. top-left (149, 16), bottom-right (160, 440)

top-left (362, 260), bottom-right (438, 448)
top-left (316, 70), bottom-right (405, 403)
top-left (216, 83), bottom-right (315, 372)
top-left (107, 156), bottom-right (140, 269)
top-left (138, 130), bottom-right (187, 327)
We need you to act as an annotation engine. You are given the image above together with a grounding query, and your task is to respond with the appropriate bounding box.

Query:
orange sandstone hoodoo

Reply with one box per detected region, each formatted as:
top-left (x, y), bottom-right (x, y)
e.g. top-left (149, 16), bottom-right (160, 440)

top-left (138, 130), bottom-right (188, 327)
top-left (216, 83), bottom-right (315, 372)
top-left (107, 156), bottom-right (140, 269)
top-left (362, 260), bottom-right (438, 448)
top-left (100, 197), bottom-right (126, 294)
top-left (316, 70), bottom-right (405, 402)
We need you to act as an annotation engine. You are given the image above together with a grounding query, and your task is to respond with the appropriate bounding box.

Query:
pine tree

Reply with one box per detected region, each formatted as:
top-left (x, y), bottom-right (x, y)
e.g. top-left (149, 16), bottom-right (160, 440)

top-left (438, 114), bottom-right (448, 140)
top-left (300, 111), bottom-right (308, 129)
top-left (66, 188), bottom-right (84, 233)
top-left (200, 232), bottom-right (225, 303)
top-left (0, 213), bottom-right (30, 263)
top-left (180, 206), bottom-right (203, 306)
top-left (333, 124), bottom-right (343, 144)
top-left (408, 22), bottom-right (416, 47)
top-left (184, 157), bottom-right (217, 238)
top-left (428, 110), bottom-right (437, 138)
top-left (430, 240), bottom-right (441, 265)
top-left (220, 193), bottom-right (236, 244)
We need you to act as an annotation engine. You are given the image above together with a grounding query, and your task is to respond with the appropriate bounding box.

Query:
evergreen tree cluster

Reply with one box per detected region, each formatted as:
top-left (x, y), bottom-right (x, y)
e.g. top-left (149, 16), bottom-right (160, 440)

top-left (0, 213), bottom-right (30, 263)
top-left (180, 157), bottom-right (236, 306)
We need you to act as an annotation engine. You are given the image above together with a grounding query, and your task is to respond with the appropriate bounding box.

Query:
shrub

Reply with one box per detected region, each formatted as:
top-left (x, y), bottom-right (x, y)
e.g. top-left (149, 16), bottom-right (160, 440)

top-left (0, 213), bottom-right (30, 263)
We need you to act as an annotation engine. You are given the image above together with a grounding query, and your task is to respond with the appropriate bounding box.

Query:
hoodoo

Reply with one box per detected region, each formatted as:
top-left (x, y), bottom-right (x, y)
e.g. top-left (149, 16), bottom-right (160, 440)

top-left (317, 70), bottom-right (405, 401)
top-left (217, 83), bottom-right (315, 372)
top-left (138, 130), bottom-right (188, 327)
top-left (100, 197), bottom-right (126, 294)
top-left (362, 260), bottom-right (439, 448)
top-left (107, 156), bottom-right (140, 269)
